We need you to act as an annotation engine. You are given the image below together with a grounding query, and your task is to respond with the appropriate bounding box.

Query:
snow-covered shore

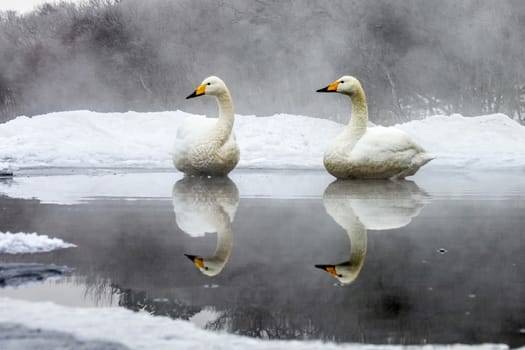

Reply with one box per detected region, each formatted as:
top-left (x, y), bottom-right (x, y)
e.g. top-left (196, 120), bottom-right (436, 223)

top-left (0, 110), bottom-right (524, 171)
top-left (0, 298), bottom-right (513, 350)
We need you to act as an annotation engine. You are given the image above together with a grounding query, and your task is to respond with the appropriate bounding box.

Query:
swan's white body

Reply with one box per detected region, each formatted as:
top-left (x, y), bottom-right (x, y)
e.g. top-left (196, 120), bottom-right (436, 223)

top-left (172, 176), bottom-right (238, 277)
top-left (173, 76), bottom-right (239, 176)
top-left (318, 76), bottom-right (433, 179)
top-left (316, 179), bottom-right (429, 284)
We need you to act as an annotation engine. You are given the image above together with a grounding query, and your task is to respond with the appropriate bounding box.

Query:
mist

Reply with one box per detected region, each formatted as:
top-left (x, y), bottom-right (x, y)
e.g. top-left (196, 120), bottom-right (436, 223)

top-left (1, 0), bottom-right (524, 124)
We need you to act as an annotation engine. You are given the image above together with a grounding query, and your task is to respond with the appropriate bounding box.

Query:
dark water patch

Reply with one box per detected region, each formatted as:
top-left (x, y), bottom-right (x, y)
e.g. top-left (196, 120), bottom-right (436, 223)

top-left (0, 172), bottom-right (524, 347)
top-left (0, 263), bottom-right (72, 288)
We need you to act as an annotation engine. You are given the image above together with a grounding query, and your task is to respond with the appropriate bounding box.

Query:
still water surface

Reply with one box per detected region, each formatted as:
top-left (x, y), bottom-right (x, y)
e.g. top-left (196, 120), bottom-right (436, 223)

top-left (0, 170), bottom-right (524, 346)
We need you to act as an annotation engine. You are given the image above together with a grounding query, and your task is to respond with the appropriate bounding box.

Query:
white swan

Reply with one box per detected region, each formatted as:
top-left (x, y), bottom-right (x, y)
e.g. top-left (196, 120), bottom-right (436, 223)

top-left (315, 180), bottom-right (429, 284)
top-left (172, 176), bottom-right (238, 277)
top-left (173, 76), bottom-right (240, 176)
top-left (317, 76), bottom-right (433, 179)
top-left (315, 208), bottom-right (367, 286)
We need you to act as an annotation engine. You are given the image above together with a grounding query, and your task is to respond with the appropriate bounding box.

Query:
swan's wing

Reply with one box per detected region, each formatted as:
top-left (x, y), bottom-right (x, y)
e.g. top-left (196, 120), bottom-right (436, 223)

top-left (174, 117), bottom-right (237, 148)
top-left (175, 117), bottom-right (217, 143)
top-left (350, 127), bottom-right (426, 164)
top-left (324, 180), bottom-right (430, 230)
top-left (219, 131), bottom-right (238, 153)
top-left (173, 117), bottom-right (217, 155)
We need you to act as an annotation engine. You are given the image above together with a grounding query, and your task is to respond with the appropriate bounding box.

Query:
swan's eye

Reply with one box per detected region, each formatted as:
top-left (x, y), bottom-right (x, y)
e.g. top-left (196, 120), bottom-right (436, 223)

top-left (340, 81), bottom-right (344, 84)
top-left (205, 267), bottom-right (209, 270)
top-left (207, 82), bottom-right (211, 86)
top-left (338, 274), bottom-right (343, 277)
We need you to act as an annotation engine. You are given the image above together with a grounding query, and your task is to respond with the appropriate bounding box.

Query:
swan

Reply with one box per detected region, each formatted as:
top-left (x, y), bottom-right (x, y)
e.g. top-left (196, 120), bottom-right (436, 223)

top-left (315, 179), bottom-right (430, 284)
top-left (173, 76), bottom-right (240, 176)
top-left (172, 176), bottom-right (238, 277)
top-left (317, 76), bottom-right (433, 179)
top-left (315, 207), bottom-right (367, 285)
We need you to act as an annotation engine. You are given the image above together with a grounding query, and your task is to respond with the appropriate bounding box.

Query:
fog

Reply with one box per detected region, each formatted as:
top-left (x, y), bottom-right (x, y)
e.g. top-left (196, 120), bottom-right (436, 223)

top-left (1, 0), bottom-right (525, 124)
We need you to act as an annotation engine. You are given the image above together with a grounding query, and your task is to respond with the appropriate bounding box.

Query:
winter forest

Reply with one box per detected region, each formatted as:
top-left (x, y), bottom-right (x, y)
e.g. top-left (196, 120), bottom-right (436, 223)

top-left (1, 0), bottom-right (525, 124)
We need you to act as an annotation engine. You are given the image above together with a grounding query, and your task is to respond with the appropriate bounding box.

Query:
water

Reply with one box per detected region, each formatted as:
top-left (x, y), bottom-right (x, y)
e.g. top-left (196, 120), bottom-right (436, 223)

top-left (0, 170), bottom-right (524, 347)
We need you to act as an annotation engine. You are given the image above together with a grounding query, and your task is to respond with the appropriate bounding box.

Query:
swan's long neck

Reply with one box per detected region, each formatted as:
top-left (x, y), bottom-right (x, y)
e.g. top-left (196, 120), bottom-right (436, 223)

top-left (209, 208), bottom-right (233, 264)
top-left (213, 223), bottom-right (233, 263)
top-left (214, 89), bottom-right (235, 144)
top-left (347, 87), bottom-right (368, 136)
top-left (324, 199), bottom-right (368, 284)
top-left (347, 219), bottom-right (367, 272)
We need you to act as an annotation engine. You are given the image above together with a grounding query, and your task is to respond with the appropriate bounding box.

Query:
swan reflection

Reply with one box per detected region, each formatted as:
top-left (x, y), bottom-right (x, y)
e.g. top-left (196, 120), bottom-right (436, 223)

top-left (172, 176), bottom-right (238, 277)
top-left (316, 180), bottom-right (430, 284)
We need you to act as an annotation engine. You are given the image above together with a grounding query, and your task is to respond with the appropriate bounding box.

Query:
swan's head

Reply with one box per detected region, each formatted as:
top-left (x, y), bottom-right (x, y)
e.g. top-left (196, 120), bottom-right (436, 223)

top-left (315, 262), bottom-right (362, 285)
top-left (184, 253), bottom-right (226, 277)
top-left (316, 76), bottom-right (362, 96)
top-left (186, 76), bottom-right (227, 99)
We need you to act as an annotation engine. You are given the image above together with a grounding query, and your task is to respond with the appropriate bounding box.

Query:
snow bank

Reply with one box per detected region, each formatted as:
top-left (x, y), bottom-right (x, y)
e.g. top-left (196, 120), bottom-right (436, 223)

top-left (0, 232), bottom-right (76, 254)
top-left (0, 323), bottom-right (128, 350)
top-left (0, 110), bottom-right (524, 171)
top-left (0, 298), bottom-right (512, 350)
top-left (0, 110), bottom-right (340, 170)
top-left (397, 114), bottom-right (525, 169)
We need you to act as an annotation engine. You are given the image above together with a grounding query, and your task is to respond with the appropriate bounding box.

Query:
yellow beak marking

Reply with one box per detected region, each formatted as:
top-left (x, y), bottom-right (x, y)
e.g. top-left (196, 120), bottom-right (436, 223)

top-left (327, 81), bottom-right (340, 91)
top-left (194, 257), bottom-right (205, 269)
top-left (195, 84), bottom-right (206, 96)
top-left (325, 266), bottom-right (338, 276)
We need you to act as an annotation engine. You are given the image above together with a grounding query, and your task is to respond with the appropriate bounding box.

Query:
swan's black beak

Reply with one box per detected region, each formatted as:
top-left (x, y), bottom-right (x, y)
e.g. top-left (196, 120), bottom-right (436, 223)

top-left (316, 86), bottom-right (332, 93)
top-left (185, 253), bottom-right (197, 261)
top-left (186, 84), bottom-right (206, 99)
top-left (315, 264), bottom-right (340, 277)
top-left (186, 91), bottom-right (199, 99)
top-left (185, 253), bottom-right (205, 269)
top-left (316, 81), bottom-right (340, 93)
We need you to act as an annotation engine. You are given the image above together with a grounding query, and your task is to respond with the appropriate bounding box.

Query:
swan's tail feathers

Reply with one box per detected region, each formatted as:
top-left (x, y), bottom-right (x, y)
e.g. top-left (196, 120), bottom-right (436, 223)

top-left (418, 152), bottom-right (435, 166)
top-left (412, 152), bottom-right (434, 172)
top-left (395, 152), bottom-right (434, 179)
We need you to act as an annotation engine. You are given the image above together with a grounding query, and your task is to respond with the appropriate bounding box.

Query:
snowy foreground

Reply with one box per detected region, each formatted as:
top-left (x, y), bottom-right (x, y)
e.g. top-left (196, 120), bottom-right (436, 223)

top-left (1, 110), bottom-right (525, 170)
top-left (0, 232), bottom-right (75, 254)
top-left (0, 298), bottom-right (513, 350)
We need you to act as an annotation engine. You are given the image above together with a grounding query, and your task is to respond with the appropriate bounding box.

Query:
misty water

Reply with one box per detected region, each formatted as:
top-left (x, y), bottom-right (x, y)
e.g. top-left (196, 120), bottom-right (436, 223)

top-left (0, 170), bottom-right (524, 347)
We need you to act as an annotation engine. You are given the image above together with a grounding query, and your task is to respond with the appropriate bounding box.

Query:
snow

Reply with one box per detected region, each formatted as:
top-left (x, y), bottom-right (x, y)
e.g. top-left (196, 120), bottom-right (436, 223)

top-left (397, 113), bottom-right (525, 169)
top-left (0, 110), bottom-right (340, 170)
top-left (0, 323), bottom-right (128, 350)
top-left (0, 298), bottom-right (513, 350)
top-left (1, 110), bottom-right (524, 171)
top-left (0, 232), bottom-right (76, 254)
